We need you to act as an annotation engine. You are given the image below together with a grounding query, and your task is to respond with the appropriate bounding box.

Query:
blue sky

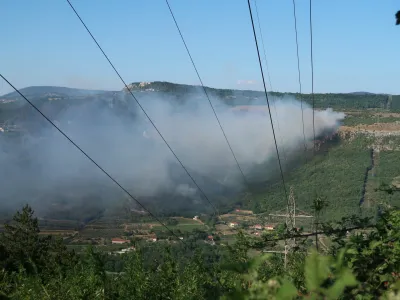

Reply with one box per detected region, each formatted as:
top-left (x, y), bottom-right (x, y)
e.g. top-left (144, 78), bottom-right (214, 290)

top-left (1, 0), bottom-right (399, 95)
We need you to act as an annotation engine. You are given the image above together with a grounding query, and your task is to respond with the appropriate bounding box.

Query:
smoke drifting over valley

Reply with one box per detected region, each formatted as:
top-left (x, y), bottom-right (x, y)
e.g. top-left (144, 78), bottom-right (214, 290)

top-left (0, 86), bottom-right (344, 217)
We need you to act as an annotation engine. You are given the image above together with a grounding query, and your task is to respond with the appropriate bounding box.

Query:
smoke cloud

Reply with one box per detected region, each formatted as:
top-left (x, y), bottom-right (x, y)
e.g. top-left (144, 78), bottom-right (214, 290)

top-left (0, 90), bottom-right (344, 216)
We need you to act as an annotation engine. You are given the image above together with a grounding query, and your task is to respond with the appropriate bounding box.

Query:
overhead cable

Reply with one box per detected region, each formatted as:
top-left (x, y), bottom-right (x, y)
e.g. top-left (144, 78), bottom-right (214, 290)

top-left (0, 73), bottom-right (183, 242)
top-left (309, 0), bottom-right (316, 156)
top-left (291, 0), bottom-right (308, 158)
top-left (165, 0), bottom-right (250, 188)
top-left (66, 0), bottom-right (219, 216)
top-left (253, 0), bottom-right (273, 91)
top-left (246, 0), bottom-right (289, 204)
top-left (309, 0), bottom-right (318, 250)
top-left (253, 0), bottom-right (289, 167)
top-left (261, 224), bottom-right (375, 244)
top-left (2, 75), bottom-right (226, 290)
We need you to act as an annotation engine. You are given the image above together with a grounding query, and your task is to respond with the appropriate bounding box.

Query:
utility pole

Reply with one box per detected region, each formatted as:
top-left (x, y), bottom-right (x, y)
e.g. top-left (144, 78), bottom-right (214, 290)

top-left (315, 221), bottom-right (319, 251)
top-left (284, 244), bottom-right (288, 270)
top-left (286, 186), bottom-right (296, 249)
top-left (312, 194), bottom-right (328, 252)
top-left (267, 186), bottom-right (313, 269)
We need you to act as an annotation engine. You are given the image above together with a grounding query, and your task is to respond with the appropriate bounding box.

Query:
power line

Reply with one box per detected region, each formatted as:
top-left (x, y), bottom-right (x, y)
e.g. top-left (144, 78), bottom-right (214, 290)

top-left (253, 0), bottom-right (289, 168)
top-left (65, 0), bottom-right (219, 216)
top-left (2, 76), bottom-right (226, 290)
top-left (309, 0), bottom-right (316, 156)
top-left (246, 0), bottom-right (289, 204)
top-left (253, 0), bottom-right (273, 92)
top-left (260, 224), bottom-right (374, 244)
top-left (291, 0), bottom-right (308, 158)
top-left (164, 0), bottom-right (249, 188)
top-left (1, 74), bottom-right (228, 289)
top-left (0, 73), bottom-right (182, 242)
top-left (309, 0), bottom-right (318, 250)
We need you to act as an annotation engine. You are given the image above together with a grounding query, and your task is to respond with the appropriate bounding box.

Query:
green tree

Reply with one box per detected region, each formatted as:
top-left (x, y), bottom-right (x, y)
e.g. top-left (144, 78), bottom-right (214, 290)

top-left (1, 205), bottom-right (47, 274)
top-left (312, 194), bottom-right (328, 251)
top-left (341, 209), bottom-right (400, 298)
top-left (0, 205), bottom-right (77, 283)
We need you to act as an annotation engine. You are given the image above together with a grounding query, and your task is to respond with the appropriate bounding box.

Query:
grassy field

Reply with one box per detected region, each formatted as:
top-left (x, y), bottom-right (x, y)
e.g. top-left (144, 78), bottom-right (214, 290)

top-left (369, 151), bottom-right (400, 208)
top-left (78, 228), bottom-right (125, 239)
top-left (39, 230), bottom-right (76, 235)
top-left (38, 219), bottom-right (80, 231)
top-left (151, 223), bottom-right (206, 233)
top-left (67, 243), bottom-right (128, 253)
top-left (219, 235), bottom-right (237, 245)
top-left (172, 217), bottom-right (203, 224)
top-left (343, 115), bottom-right (400, 127)
top-left (251, 109), bottom-right (400, 222)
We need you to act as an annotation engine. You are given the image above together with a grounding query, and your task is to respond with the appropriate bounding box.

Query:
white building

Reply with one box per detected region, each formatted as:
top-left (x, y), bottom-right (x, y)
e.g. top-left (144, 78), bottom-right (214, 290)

top-left (229, 222), bottom-right (238, 228)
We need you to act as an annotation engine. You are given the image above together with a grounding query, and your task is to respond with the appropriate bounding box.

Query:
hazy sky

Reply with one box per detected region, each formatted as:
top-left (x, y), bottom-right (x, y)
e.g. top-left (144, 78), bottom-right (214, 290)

top-left (1, 0), bottom-right (399, 95)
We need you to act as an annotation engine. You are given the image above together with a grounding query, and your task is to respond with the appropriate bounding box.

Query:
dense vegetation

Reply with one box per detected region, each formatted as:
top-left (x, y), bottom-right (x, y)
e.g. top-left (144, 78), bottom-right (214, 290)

top-left (246, 135), bottom-right (374, 220)
top-left (2, 84), bottom-right (400, 298)
top-left (389, 95), bottom-right (400, 111)
top-left (371, 151), bottom-right (400, 207)
top-left (342, 114), bottom-right (400, 127)
top-left (1, 204), bottom-right (399, 299)
top-left (1, 84), bottom-right (399, 222)
top-left (1, 83), bottom-right (397, 126)
top-left (125, 81), bottom-right (392, 110)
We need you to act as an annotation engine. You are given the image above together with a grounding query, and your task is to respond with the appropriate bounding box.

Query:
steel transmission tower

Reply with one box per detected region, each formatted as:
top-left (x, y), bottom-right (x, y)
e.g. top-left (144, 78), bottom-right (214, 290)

top-left (267, 186), bottom-right (314, 269)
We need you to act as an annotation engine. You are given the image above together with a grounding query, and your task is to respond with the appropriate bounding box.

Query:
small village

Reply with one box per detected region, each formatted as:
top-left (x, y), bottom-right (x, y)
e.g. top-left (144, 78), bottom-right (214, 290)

top-left (37, 208), bottom-right (285, 255)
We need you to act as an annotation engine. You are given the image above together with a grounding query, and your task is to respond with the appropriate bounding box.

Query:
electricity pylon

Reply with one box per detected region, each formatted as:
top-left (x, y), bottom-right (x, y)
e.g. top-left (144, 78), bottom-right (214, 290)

top-left (267, 186), bottom-right (314, 269)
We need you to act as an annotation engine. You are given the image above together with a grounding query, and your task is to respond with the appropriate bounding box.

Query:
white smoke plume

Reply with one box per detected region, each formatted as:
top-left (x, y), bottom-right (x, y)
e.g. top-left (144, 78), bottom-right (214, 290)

top-left (0, 91), bottom-right (344, 215)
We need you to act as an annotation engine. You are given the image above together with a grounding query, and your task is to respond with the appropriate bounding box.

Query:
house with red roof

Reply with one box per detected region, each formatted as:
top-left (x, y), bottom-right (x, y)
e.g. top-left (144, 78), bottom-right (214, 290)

top-left (111, 238), bottom-right (129, 244)
top-left (264, 225), bottom-right (275, 231)
top-left (252, 224), bottom-right (263, 230)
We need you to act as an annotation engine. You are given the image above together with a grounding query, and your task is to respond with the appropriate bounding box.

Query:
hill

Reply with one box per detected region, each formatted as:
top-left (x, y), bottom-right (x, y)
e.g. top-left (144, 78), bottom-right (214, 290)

top-left (124, 81), bottom-right (393, 110)
top-left (1, 86), bottom-right (109, 100)
top-left (1, 82), bottom-right (399, 222)
top-left (1, 82), bottom-right (396, 115)
top-left (349, 91), bottom-right (379, 95)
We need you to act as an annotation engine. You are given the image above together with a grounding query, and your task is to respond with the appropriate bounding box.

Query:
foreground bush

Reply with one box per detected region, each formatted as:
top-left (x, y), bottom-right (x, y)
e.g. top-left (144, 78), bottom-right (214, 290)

top-left (1, 205), bottom-right (399, 299)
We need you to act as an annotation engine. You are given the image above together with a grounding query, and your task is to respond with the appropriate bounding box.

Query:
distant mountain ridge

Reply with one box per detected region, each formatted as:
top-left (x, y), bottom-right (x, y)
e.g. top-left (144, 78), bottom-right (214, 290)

top-left (349, 91), bottom-right (381, 96)
top-left (123, 81), bottom-right (391, 96)
top-left (1, 86), bottom-right (111, 100)
top-left (1, 82), bottom-right (391, 100)
top-left (0, 81), bottom-right (394, 116)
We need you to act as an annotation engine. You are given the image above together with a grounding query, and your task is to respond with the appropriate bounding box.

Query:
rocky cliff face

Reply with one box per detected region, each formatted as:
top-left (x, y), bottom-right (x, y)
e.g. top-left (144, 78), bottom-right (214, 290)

top-left (338, 123), bottom-right (400, 151)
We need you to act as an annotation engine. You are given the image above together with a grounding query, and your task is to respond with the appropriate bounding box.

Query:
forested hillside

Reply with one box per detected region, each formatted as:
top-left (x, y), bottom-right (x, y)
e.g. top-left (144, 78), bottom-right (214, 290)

top-left (0, 83), bottom-right (398, 222)
top-left (1, 82), bottom-right (395, 124)
top-left (247, 135), bottom-right (372, 220)
top-left (124, 81), bottom-right (391, 109)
